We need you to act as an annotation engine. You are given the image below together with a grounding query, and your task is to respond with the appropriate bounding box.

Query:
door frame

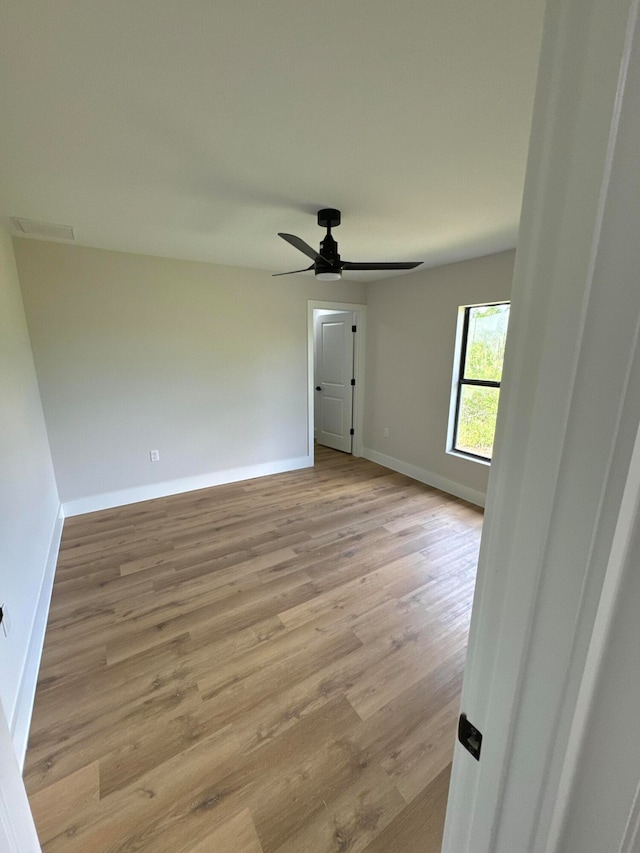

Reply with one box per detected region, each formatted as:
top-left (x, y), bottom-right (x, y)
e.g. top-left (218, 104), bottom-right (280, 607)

top-left (442, 0), bottom-right (640, 850)
top-left (307, 300), bottom-right (367, 459)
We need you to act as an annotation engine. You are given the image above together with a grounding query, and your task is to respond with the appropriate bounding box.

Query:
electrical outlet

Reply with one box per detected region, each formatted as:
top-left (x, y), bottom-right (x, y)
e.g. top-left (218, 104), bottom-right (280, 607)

top-left (0, 604), bottom-right (10, 638)
top-left (383, 427), bottom-right (390, 438)
top-left (149, 449), bottom-right (160, 462)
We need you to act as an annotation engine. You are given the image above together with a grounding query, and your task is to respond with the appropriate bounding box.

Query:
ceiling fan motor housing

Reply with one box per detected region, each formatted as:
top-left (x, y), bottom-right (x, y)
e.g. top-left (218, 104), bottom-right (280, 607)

top-left (319, 234), bottom-right (340, 264)
top-left (317, 212), bottom-right (342, 280)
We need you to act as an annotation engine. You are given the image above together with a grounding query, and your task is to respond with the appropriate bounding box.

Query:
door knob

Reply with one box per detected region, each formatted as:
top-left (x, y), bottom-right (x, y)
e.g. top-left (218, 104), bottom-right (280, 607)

top-left (315, 386), bottom-right (322, 391)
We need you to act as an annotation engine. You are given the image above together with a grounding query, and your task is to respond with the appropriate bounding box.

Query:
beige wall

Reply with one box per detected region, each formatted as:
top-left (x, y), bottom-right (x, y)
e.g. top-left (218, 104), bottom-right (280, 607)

top-left (14, 239), bottom-right (366, 507)
top-left (11, 236), bottom-right (513, 516)
top-left (0, 226), bottom-right (59, 742)
top-left (363, 250), bottom-right (515, 502)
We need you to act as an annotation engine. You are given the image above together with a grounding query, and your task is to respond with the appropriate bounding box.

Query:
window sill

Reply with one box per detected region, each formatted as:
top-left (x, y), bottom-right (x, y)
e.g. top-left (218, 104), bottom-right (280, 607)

top-left (446, 449), bottom-right (491, 467)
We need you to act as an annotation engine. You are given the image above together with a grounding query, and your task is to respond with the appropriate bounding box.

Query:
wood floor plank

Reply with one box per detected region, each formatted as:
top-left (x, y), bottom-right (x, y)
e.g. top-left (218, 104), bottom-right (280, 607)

top-left (105, 572), bottom-right (316, 665)
top-left (271, 765), bottom-right (406, 853)
top-left (238, 697), bottom-right (365, 853)
top-left (25, 445), bottom-right (482, 852)
top-left (42, 725), bottom-right (243, 853)
top-left (349, 645), bottom-right (467, 766)
top-left (28, 761), bottom-right (100, 846)
top-left (362, 764), bottom-right (453, 853)
top-left (183, 807), bottom-right (264, 853)
top-left (345, 619), bottom-right (467, 721)
top-left (381, 697), bottom-right (461, 803)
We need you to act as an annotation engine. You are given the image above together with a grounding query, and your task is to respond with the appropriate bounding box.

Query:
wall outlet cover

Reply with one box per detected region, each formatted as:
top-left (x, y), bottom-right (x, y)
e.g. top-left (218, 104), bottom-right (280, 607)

top-left (0, 605), bottom-right (11, 637)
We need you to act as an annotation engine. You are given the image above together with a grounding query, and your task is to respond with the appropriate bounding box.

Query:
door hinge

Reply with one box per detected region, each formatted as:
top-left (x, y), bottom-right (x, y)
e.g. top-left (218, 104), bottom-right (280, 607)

top-left (351, 378), bottom-right (356, 386)
top-left (458, 714), bottom-right (482, 761)
top-left (352, 325), bottom-right (357, 333)
top-left (350, 428), bottom-right (355, 436)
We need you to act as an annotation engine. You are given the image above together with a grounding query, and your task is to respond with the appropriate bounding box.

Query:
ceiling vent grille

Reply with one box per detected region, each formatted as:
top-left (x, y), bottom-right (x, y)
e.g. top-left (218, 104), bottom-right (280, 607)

top-left (11, 218), bottom-right (75, 241)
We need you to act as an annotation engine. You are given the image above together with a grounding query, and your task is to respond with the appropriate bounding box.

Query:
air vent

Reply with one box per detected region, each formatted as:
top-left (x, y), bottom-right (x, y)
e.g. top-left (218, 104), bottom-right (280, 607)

top-left (11, 218), bottom-right (75, 241)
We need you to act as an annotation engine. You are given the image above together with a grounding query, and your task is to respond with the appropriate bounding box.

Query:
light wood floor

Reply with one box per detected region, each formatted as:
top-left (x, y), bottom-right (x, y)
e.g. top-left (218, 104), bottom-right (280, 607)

top-left (24, 446), bottom-right (483, 852)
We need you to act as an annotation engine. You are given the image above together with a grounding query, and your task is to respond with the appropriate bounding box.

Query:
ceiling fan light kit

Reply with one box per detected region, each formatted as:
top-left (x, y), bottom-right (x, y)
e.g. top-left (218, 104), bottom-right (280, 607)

top-left (274, 208), bottom-right (423, 279)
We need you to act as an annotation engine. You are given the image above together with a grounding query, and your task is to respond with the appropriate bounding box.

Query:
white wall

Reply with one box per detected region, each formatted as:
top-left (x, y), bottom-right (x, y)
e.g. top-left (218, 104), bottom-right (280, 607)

top-left (14, 239), bottom-right (366, 512)
top-left (363, 250), bottom-right (514, 505)
top-left (0, 225), bottom-right (61, 762)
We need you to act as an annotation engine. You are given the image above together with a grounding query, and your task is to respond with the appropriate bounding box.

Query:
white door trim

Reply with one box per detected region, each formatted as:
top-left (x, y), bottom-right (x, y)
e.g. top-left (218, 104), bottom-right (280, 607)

top-left (443, 0), bottom-right (640, 850)
top-left (307, 300), bottom-right (367, 459)
top-left (0, 706), bottom-right (40, 851)
top-left (547, 403), bottom-right (640, 850)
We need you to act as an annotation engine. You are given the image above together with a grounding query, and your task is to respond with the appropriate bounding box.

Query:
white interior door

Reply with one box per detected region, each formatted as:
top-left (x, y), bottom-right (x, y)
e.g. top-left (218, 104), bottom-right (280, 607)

top-left (314, 312), bottom-right (355, 453)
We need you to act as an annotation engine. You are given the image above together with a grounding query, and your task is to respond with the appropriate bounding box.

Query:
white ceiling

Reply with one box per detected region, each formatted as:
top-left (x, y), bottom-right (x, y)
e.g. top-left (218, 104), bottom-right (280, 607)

top-left (0, 1), bottom-right (544, 281)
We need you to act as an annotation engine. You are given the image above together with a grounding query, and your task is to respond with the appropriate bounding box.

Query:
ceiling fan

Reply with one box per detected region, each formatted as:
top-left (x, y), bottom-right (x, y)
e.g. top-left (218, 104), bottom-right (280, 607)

top-left (274, 208), bottom-right (423, 280)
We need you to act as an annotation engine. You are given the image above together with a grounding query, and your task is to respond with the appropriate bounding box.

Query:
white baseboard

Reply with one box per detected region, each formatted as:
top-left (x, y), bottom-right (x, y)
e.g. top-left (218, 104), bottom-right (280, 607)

top-left (361, 447), bottom-right (486, 507)
top-left (11, 505), bottom-right (64, 770)
top-left (63, 455), bottom-right (314, 517)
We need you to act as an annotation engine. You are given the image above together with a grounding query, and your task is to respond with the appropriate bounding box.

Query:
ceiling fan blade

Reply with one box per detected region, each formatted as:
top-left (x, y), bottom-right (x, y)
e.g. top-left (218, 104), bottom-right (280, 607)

top-left (278, 232), bottom-right (330, 263)
top-left (341, 261), bottom-right (423, 271)
top-left (272, 264), bottom-right (314, 277)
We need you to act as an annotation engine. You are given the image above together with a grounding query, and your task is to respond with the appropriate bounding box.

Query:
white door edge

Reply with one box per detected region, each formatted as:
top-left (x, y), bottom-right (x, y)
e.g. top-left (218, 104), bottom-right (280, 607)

top-left (546, 400), bottom-right (640, 851)
top-left (442, 0), bottom-right (640, 850)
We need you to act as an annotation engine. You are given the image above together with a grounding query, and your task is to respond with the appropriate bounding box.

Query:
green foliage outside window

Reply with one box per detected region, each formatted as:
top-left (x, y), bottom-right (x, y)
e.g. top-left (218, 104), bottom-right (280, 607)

top-left (455, 304), bottom-right (509, 460)
top-left (456, 386), bottom-right (500, 459)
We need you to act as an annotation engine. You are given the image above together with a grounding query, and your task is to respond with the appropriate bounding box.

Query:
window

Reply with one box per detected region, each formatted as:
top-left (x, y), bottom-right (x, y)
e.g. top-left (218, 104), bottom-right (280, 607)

top-left (451, 302), bottom-right (510, 462)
